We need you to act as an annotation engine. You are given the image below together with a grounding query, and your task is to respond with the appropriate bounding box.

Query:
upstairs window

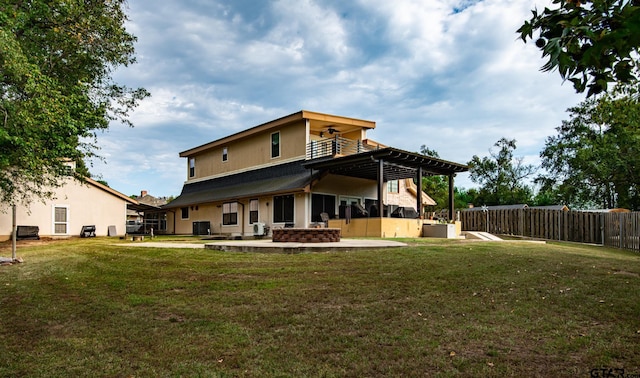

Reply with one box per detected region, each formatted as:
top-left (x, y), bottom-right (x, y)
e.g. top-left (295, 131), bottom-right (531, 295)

top-left (271, 132), bottom-right (280, 158)
top-left (222, 147), bottom-right (228, 162)
top-left (181, 207), bottom-right (189, 220)
top-left (223, 202), bottom-right (238, 225)
top-left (189, 158), bottom-right (195, 178)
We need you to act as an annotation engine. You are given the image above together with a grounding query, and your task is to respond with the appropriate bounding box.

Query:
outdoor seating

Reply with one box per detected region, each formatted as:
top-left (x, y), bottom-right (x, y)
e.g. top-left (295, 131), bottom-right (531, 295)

top-left (80, 225), bottom-right (96, 238)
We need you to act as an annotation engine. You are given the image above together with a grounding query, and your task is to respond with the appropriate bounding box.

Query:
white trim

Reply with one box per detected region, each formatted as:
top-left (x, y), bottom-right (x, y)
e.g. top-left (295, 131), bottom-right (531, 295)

top-left (182, 156), bottom-right (305, 185)
top-left (303, 192), bottom-right (310, 228)
top-left (52, 205), bottom-right (70, 235)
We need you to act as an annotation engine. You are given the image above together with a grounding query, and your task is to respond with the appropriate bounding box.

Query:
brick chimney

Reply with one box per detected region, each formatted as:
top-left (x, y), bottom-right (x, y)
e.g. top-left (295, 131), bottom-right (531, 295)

top-left (140, 190), bottom-right (148, 197)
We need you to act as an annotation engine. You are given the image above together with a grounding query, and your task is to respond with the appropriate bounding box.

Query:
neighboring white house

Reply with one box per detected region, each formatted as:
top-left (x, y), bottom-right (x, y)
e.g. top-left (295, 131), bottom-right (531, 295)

top-left (0, 176), bottom-right (138, 241)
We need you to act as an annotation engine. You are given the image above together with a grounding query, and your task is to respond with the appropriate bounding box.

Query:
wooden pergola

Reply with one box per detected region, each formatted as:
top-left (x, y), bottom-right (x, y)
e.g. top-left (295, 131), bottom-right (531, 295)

top-left (303, 147), bottom-right (469, 220)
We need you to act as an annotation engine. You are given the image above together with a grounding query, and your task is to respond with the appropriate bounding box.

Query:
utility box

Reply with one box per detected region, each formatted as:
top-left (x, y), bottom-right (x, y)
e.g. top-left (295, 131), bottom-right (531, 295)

top-left (254, 222), bottom-right (265, 236)
top-left (423, 223), bottom-right (457, 238)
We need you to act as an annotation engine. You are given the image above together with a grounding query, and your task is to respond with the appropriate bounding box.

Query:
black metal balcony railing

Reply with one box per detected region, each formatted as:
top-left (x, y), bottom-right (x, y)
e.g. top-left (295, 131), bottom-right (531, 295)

top-left (306, 136), bottom-right (376, 160)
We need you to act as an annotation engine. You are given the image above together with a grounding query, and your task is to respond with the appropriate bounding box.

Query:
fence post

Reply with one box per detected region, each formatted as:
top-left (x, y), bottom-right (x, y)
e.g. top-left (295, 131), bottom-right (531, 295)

top-left (600, 213), bottom-right (605, 246)
top-left (619, 213), bottom-right (623, 249)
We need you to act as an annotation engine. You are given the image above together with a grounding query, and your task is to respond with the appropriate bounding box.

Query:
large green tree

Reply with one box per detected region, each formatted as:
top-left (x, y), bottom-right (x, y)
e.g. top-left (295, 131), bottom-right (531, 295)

top-left (537, 92), bottom-right (640, 209)
top-left (0, 0), bottom-right (148, 206)
top-left (518, 0), bottom-right (640, 96)
top-left (468, 138), bottom-right (536, 206)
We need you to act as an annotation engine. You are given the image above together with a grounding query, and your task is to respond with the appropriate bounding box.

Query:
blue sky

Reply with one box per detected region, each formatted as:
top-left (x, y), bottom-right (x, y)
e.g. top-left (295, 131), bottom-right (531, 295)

top-left (90, 0), bottom-right (584, 198)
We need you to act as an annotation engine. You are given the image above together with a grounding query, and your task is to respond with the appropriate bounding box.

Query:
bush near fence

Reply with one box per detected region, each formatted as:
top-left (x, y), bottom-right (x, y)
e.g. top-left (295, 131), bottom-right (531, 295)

top-left (460, 209), bottom-right (640, 252)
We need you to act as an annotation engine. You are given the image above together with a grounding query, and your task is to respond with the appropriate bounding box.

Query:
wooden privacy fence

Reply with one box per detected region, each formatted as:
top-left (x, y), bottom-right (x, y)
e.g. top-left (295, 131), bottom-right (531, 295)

top-left (460, 209), bottom-right (640, 252)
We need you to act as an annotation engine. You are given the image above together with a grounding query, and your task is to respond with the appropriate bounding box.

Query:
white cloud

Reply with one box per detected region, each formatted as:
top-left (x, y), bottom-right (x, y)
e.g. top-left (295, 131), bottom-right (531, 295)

top-left (93, 0), bottom-right (585, 197)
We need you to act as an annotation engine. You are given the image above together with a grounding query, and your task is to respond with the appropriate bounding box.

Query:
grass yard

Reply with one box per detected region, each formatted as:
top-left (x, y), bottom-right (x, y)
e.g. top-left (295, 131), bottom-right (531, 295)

top-left (1, 237), bottom-right (639, 377)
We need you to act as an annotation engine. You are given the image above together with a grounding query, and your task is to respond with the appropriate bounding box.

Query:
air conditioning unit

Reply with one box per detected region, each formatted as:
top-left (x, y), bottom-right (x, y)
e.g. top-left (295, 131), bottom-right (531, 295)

top-left (253, 222), bottom-right (265, 236)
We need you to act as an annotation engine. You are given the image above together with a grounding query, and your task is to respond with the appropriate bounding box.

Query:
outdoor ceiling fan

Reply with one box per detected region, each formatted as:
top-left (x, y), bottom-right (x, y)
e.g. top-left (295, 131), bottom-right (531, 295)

top-left (320, 126), bottom-right (339, 138)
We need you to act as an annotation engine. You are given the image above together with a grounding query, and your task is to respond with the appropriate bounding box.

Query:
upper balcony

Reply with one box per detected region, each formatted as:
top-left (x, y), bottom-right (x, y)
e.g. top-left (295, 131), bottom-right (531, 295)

top-left (306, 136), bottom-right (379, 160)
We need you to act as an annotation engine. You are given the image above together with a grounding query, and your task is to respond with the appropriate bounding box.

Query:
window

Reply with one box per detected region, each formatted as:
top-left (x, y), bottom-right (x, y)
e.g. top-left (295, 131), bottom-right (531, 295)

top-left (311, 194), bottom-right (336, 222)
top-left (271, 132), bottom-right (280, 158)
top-left (53, 206), bottom-right (68, 234)
top-left (145, 212), bottom-right (167, 231)
top-left (249, 199), bottom-right (259, 224)
top-left (181, 207), bottom-right (189, 220)
top-left (222, 147), bottom-right (228, 162)
top-left (273, 194), bottom-right (294, 223)
top-left (189, 158), bottom-right (195, 178)
top-left (223, 202), bottom-right (238, 225)
top-left (387, 180), bottom-right (399, 193)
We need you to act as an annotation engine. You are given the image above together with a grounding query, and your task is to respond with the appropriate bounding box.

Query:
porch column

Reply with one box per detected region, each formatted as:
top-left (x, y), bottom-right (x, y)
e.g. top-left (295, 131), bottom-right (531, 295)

top-left (377, 158), bottom-right (384, 218)
top-left (448, 174), bottom-right (455, 221)
top-left (416, 167), bottom-right (423, 218)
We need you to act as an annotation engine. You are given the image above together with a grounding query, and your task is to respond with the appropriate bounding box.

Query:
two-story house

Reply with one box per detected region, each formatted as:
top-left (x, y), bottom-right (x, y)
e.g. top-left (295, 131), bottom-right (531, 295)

top-left (163, 110), bottom-right (468, 237)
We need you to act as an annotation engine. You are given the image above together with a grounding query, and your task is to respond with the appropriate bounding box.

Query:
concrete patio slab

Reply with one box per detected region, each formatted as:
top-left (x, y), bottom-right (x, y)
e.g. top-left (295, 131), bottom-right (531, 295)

top-left (119, 239), bottom-right (407, 253)
top-left (205, 238), bottom-right (407, 253)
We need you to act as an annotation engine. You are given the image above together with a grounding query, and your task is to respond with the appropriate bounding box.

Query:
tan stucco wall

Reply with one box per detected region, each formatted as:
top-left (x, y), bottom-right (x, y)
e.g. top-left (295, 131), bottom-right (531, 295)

top-left (312, 174), bottom-right (378, 202)
top-left (0, 179), bottom-right (130, 241)
top-left (186, 120), bottom-right (307, 181)
top-left (168, 192), bottom-right (309, 236)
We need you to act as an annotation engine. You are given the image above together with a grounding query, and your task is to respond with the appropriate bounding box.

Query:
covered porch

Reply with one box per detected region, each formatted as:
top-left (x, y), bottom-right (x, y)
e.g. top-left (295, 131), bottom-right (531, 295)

top-left (304, 147), bottom-right (469, 238)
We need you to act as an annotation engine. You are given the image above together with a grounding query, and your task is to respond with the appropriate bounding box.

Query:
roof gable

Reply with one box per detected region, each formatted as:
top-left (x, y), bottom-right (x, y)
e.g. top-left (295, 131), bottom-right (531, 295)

top-left (85, 178), bottom-right (139, 205)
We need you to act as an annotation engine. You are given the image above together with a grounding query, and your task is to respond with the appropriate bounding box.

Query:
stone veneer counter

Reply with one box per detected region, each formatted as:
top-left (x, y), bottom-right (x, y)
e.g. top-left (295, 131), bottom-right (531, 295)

top-left (272, 228), bottom-right (341, 243)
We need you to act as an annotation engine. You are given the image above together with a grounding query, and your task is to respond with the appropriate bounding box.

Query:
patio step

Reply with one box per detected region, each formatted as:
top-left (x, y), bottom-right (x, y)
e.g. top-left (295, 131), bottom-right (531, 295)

top-left (463, 231), bottom-right (503, 241)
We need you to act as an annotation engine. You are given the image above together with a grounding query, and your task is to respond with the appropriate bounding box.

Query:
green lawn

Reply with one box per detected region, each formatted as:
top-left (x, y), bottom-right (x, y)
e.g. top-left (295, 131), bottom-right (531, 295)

top-left (1, 237), bottom-right (639, 377)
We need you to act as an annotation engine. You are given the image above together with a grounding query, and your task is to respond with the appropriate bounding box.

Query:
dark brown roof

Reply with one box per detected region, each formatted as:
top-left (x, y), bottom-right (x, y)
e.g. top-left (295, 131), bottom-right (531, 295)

top-left (164, 160), bottom-right (317, 209)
